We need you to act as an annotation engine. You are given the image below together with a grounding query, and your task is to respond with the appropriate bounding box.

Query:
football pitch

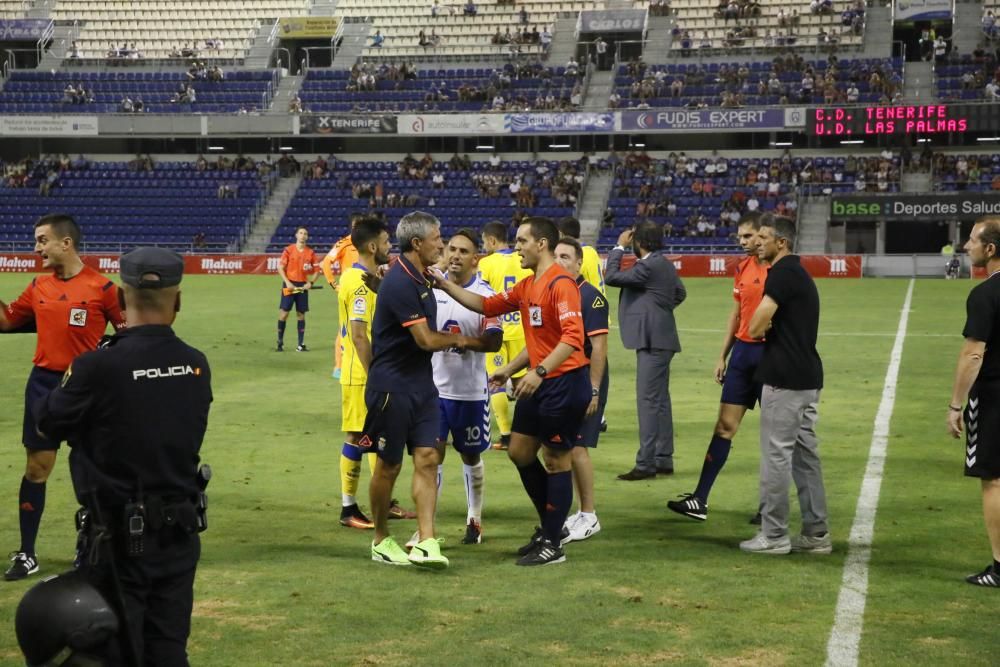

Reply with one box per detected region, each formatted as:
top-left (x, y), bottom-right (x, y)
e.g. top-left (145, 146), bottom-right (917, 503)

top-left (0, 274), bottom-right (995, 666)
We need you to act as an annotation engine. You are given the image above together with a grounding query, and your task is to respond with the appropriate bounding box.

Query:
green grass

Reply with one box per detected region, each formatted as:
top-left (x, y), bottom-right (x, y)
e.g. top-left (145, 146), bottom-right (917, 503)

top-left (0, 274), bottom-right (995, 666)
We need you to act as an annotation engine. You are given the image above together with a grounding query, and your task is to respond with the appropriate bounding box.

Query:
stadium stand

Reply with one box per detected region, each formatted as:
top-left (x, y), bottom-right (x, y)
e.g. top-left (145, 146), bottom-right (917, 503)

top-left (666, 0), bottom-right (866, 53)
top-left (602, 151), bottom-right (804, 251)
top-left (0, 0), bottom-right (29, 19)
top-left (0, 69), bottom-right (278, 114)
top-left (934, 54), bottom-right (1000, 101)
top-left (0, 156), bottom-right (268, 251)
top-left (0, 70), bottom-right (279, 113)
top-left (299, 61), bottom-right (582, 113)
top-left (272, 155), bottom-right (584, 251)
top-left (932, 153), bottom-right (1000, 192)
top-left (50, 0), bottom-right (311, 60)
top-left (612, 56), bottom-right (904, 108)
top-left (339, 0), bottom-right (607, 59)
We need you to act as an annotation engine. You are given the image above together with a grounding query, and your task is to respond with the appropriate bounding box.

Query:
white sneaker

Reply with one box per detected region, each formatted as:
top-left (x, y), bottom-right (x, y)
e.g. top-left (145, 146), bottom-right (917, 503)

top-left (564, 513), bottom-right (601, 544)
top-left (739, 532), bottom-right (791, 555)
top-left (563, 511), bottom-right (581, 532)
top-left (790, 532), bottom-right (832, 554)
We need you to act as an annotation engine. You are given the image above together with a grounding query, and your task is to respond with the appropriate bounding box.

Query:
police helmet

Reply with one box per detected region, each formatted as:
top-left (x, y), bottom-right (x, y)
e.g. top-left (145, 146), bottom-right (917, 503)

top-left (15, 570), bottom-right (119, 666)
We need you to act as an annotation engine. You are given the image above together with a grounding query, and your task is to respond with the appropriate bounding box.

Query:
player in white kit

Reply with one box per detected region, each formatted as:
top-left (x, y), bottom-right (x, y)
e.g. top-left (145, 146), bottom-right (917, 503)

top-left (432, 229), bottom-right (504, 544)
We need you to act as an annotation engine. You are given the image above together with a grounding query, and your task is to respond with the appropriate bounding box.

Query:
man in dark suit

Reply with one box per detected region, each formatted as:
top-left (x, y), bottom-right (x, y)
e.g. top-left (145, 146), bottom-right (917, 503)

top-left (605, 221), bottom-right (686, 480)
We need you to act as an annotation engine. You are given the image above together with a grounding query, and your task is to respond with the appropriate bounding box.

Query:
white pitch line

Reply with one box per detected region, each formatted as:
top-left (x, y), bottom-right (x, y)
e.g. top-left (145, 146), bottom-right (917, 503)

top-left (825, 278), bottom-right (915, 667)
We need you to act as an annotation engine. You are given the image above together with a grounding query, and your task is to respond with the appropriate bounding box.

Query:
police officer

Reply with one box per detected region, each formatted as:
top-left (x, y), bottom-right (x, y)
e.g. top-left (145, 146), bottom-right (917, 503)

top-left (33, 247), bottom-right (212, 667)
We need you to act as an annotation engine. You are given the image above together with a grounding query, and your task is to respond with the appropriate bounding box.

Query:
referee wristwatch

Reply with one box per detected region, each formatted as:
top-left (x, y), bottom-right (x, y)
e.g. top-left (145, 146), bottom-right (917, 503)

top-left (591, 386), bottom-right (600, 397)
top-left (534, 365), bottom-right (548, 378)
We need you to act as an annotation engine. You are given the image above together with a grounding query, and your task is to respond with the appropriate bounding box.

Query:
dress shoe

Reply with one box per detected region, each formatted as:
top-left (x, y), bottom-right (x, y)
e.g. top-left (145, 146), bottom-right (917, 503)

top-left (617, 468), bottom-right (656, 481)
top-left (656, 467), bottom-right (674, 476)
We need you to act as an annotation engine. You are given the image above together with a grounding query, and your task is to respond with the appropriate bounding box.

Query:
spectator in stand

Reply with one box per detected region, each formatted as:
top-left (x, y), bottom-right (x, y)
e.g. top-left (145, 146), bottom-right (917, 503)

top-left (288, 94), bottom-right (304, 114)
top-left (464, 0), bottom-right (477, 16)
top-left (371, 30), bottom-right (385, 47)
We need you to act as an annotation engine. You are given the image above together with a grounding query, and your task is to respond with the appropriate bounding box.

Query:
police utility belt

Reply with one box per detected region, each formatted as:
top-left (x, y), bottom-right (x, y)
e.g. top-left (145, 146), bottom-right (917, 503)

top-left (76, 464), bottom-right (211, 559)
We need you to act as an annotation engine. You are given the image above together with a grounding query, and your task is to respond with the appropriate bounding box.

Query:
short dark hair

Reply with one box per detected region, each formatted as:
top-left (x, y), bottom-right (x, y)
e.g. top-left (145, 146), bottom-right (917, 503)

top-left (481, 221), bottom-right (508, 244)
top-left (634, 220), bottom-right (662, 252)
top-left (556, 216), bottom-right (581, 239)
top-left (739, 212), bottom-right (763, 230)
top-left (451, 227), bottom-right (480, 249)
top-left (761, 216), bottom-right (797, 247)
top-left (520, 216), bottom-right (560, 253)
top-left (977, 217), bottom-right (1000, 258)
top-left (295, 225), bottom-right (308, 234)
top-left (556, 236), bottom-right (583, 261)
top-left (35, 214), bottom-right (81, 249)
top-left (351, 218), bottom-right (387, 250)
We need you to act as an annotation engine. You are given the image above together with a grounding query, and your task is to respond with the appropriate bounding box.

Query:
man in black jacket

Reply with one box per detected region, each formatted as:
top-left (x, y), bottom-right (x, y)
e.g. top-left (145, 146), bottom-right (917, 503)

top-left (35, 247), bottom-right (212, 666)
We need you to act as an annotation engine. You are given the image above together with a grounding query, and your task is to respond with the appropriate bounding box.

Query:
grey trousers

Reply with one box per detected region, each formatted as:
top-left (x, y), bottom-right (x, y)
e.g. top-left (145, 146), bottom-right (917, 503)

top-left (635, 348), bottom-right (675, 472)
top-left (759, 385), bottom-right (829, 539)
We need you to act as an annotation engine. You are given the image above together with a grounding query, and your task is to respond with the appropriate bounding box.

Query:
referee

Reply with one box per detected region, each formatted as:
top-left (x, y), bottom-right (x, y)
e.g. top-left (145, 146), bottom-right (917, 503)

top-left (741, 217), bottom-right (830, 556)
top-left (434, 217), bottom-right (591, 566)
top-left (947, 217), bottom-right (1000, 587)
top-left (1, 214), bottom-right (124, 581)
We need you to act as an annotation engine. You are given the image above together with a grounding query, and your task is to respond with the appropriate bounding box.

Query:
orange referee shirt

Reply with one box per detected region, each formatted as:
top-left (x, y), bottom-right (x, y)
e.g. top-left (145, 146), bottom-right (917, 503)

top-left (5, 266), bottom-right (125, 372)
top-left (320, 235), bottom-right (358, 286)
top-left (280, 244), bottom-right (318, 283)
top-left (734, 255), bottom-right (769, 343)
top-left (482, 263), bottom-right (587, 378)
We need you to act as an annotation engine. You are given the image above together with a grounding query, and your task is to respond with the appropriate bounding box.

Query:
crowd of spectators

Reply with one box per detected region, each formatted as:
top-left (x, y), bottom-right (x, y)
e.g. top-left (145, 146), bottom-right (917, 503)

top-left (932, 153), bottom-right (1000, 191)
top-left (2, 155), bottom-right (90, 195)
top-left (118, 95), bottom-right (146, 112)
top-left (60, 83), bottom-right (96, 105)
top-left (937, 53), bottom-right (1000, 102)
top-left (187, 62), bottom-right (224, 82)
top-left (614, 54), bottom-right (901, 109)
top-left (609, 150), bottom-right (802, 239)
top-left (170, 83), bottom-right (197, 104)
top-left (105, 42), bottom-right (144, 59)
top-left (337, 60), bottom-right (580, 113)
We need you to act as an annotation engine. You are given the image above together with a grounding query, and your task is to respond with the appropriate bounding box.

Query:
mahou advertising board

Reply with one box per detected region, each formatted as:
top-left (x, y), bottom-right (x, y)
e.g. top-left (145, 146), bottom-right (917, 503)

top-left (0, 253), bottom-right (864, 279)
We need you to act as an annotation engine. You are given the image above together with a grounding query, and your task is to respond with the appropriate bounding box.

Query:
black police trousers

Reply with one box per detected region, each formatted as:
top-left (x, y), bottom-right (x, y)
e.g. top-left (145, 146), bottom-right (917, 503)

top-left (86, 529), bottom-right (200, 667)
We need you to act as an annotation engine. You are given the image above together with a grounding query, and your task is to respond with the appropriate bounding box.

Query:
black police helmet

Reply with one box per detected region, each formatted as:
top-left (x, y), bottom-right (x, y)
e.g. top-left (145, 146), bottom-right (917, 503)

top-left (15, 570), bottom-right (119, 666)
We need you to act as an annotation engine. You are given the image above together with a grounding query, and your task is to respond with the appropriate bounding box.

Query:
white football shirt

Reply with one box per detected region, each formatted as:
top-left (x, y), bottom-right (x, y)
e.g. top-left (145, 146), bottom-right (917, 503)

top-left (432, 275), bottom-right (502, 401)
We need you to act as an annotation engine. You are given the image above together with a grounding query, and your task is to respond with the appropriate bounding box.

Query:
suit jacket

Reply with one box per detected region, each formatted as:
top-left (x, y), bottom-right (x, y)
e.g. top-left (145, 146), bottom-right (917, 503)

top-left (605, 247), bottom-right (686, 352)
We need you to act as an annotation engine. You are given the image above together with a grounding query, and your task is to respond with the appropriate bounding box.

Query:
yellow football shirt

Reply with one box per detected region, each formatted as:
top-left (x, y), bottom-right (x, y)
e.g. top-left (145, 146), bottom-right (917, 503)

top-left (581, 244), bottom-right (606, 295)
top-left (479, 249), bottom-right (532, 341)
top-left (337, 266), bottom-right (376, 386)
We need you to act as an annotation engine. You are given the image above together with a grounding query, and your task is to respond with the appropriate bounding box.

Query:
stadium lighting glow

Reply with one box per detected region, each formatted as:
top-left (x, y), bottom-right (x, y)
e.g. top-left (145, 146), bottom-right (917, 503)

top-left (916, 138), bottom-right (930, 143)
top-left (976, 137), bottom-right (1000, 142)
top-left (548, 144), bottom-right (571, 148)
top-left (279, 146), bottom-right (294, 151)
top-left (475, 144), bottom-right (494, 150)
top-left (771, 141), bottom-right (792, 146)
top-left (631, 142), bottom-right (645, 147)
top-left (839, 140), bottom-right (864, 145)
top-left (207, 146), bottom-right (225, 150)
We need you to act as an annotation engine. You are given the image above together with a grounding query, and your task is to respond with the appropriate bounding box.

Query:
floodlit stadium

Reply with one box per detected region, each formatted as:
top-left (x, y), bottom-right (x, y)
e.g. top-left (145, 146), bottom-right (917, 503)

top-left (1, 0), bottom-right (999, 663)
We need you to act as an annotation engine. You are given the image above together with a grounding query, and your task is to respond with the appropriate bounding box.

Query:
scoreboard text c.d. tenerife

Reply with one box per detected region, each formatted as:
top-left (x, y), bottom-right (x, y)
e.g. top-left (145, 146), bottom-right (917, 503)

top-left (807, 104), bottom-right (972, 136)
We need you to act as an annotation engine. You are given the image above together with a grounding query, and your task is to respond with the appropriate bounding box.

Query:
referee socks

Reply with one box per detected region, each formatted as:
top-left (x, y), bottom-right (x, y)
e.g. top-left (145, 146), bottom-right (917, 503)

top-left (516, 459), bottom-right (548, 522)
top-left (18, 477), bottom-right (45, 556)
top-left (542, 470), bottom-right (573, 545)
top-left (693, 435), bottom-right (732, 504)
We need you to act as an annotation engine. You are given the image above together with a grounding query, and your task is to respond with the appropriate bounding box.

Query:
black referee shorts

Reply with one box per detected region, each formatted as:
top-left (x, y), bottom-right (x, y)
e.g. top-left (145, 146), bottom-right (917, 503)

top-left (965, 381), bottom-right (1000, 480)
